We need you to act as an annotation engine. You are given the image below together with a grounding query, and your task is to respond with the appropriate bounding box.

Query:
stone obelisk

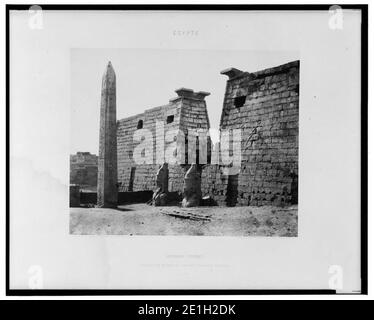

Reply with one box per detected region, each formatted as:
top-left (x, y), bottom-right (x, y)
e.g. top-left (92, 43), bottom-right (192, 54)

top-left (97, 61), bottom-right (118, 208)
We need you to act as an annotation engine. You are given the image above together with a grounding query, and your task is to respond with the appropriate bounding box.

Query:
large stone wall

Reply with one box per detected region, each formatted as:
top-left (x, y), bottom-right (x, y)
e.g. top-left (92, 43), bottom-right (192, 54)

top-left (117, 88), bottom-right (210, 193)
top-left (216, 60), bottom-right (299, 206)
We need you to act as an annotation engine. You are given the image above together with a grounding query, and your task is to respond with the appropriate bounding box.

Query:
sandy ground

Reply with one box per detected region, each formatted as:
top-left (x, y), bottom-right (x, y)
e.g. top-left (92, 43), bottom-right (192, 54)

top-left (70, 204), bottom-right (297, 236)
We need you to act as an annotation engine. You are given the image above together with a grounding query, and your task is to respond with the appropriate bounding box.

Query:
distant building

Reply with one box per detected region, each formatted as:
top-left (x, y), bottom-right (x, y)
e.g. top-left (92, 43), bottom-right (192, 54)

top-left (70, 152), bottom-right (98, 191)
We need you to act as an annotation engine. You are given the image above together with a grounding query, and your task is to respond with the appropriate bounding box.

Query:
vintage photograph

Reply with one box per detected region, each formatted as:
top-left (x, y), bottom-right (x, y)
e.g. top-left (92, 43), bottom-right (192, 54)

top-left (69, 49), bottom-right (299, 236)
top-left (9, 6), bottom-right (365, 293)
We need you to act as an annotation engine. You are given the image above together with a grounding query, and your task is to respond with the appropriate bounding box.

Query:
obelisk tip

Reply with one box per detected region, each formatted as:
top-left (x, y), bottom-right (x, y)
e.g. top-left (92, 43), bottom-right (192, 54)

top-left (103, 61), bottom-right (115, 78)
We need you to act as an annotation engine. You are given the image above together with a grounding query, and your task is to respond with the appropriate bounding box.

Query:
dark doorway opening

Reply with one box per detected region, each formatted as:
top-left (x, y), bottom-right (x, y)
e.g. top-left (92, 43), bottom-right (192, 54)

top-left (225, 174), bottom-right (239, 207)
top-left (128, 167), bottom-right (136, 192)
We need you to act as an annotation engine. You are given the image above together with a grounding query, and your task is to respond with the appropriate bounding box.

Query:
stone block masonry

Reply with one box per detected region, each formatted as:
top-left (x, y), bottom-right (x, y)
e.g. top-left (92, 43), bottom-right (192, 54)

top-left (117, 88), bottom-right (210, 194)
top-left (217, 60), bottom-right (299, 206)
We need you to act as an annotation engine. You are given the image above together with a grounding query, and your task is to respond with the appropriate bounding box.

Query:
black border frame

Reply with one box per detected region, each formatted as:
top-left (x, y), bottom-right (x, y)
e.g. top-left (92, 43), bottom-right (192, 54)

top-left (5, 4), bottom-right (368, 296)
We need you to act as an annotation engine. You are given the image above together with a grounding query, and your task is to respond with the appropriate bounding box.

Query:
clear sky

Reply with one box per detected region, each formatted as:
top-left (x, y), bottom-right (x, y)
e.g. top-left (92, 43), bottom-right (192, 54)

top-left (70, 49), bottom-right (298, 155)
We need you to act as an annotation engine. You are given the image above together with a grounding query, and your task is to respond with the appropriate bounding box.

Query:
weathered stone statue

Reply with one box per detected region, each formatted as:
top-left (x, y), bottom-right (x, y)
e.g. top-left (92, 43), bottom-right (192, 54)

top-left (182, 164), bottom-right (201, 207)
top-left (97, 61), bottom-right (118, 208)
top-left (152, 163), bottom-right (169, 206)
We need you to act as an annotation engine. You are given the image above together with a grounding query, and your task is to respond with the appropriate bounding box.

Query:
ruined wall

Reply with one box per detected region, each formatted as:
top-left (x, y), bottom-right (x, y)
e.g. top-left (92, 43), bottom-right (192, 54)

top-left (117, 102), bottom-right (178, 192)
top-left (70, 152), bottom-right (98, 191)
top-left (117, 88), bottom-right (210, 193)
top-left (214, 60), bottom-right (299, 206)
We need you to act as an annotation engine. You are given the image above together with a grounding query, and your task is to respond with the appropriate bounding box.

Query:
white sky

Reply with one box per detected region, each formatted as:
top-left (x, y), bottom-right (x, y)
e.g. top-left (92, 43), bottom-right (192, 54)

top-left (71, 49), bottom-right (298, 154)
